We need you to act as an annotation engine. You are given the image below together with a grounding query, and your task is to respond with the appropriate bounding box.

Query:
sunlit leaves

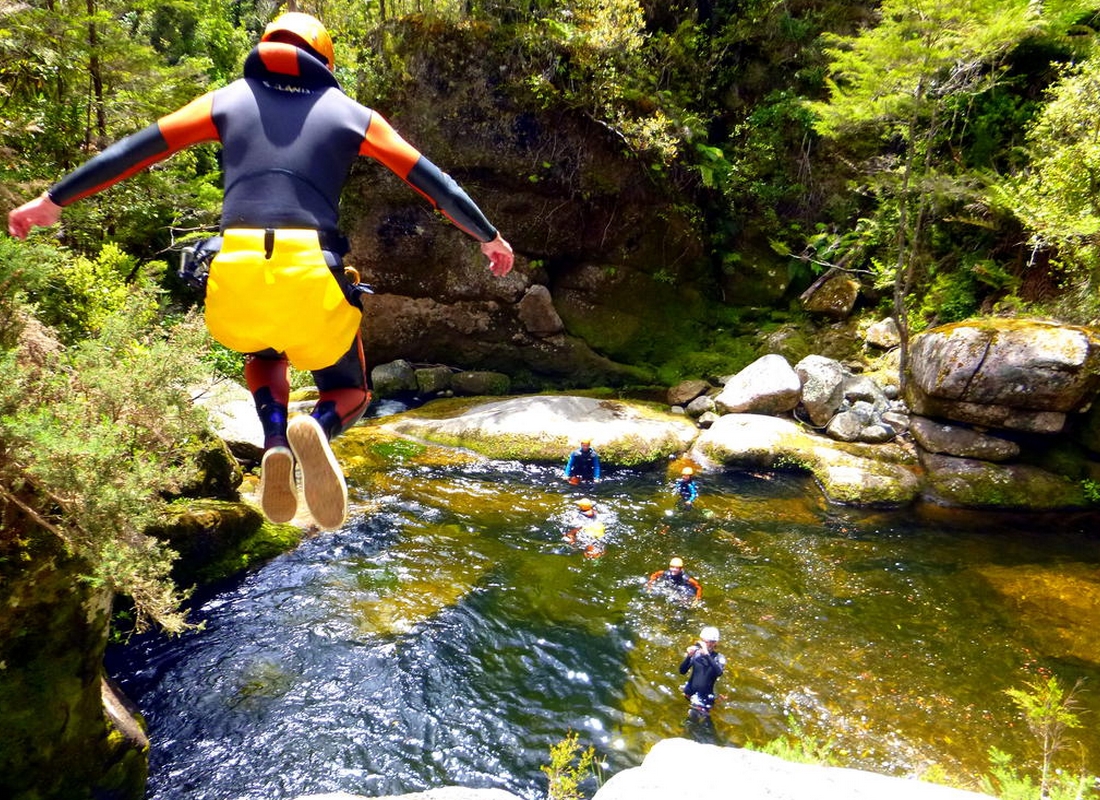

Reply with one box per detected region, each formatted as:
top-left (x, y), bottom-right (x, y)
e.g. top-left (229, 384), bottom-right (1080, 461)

top-left (808, 0), bottom-right (1044, 142)
top-left (995, 54), bottom-right (1100, 246)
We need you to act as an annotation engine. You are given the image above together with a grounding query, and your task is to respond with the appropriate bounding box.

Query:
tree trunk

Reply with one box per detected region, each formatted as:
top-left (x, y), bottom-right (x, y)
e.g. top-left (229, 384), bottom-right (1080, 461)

top-left (86, 0), bottom-right (107, 145)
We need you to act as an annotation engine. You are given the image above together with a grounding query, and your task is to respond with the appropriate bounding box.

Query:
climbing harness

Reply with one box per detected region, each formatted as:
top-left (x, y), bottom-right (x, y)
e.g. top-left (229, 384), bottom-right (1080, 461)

top-left (178, 236), bottom-right (223, 293)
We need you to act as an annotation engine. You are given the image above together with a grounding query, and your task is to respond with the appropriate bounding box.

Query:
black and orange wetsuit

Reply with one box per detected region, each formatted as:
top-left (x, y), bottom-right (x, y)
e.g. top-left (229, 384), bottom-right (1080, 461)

top-left (646, 568), bottom-right (702, 602)
top-left (47, 42), bottom-right (499, 447)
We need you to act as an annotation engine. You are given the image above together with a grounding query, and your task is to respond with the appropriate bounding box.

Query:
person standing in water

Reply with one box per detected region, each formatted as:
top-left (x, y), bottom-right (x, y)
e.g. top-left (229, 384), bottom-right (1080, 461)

top-left (680, 625), bottom-right (725, 714)
top-left (674, 466), bottom-right (699, 509)
top-left (564, 439), bottom-right (601, 485)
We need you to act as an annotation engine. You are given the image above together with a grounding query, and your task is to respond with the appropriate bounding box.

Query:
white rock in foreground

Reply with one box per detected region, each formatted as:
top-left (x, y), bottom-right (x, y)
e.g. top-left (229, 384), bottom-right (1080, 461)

top-left (594, 739), bottom-right (993, 800)
top-left (298, 790), bottom-right (520, 800)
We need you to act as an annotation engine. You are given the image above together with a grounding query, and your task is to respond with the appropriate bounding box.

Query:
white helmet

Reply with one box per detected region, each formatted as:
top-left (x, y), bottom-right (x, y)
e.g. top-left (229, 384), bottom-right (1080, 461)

top-left (700, 626), bottom-right (720, 642)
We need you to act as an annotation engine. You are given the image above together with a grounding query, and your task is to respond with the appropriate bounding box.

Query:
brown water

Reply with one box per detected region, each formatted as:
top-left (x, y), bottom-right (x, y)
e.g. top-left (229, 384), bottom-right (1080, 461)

top-left (107, 429), bottom-right (1100, 799)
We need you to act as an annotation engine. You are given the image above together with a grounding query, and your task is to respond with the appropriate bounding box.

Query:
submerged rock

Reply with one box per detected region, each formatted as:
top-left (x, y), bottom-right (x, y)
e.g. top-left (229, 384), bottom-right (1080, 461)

top-left (976, 563), bottom-right (1100, 666)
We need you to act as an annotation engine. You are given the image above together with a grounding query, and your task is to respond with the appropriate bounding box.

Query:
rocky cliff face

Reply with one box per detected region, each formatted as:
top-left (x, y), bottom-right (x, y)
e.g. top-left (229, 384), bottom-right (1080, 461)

top-left (341, 19), bottom-right (709, 387)
top-left (0, 528), bottom-right (147, 800)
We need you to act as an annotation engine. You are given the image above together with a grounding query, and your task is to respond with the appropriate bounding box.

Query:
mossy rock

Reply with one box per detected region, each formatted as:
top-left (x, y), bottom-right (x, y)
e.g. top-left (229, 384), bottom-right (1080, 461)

top-left (172, 429), bottom-right (243, 501)
top-left (338, 424), bottom-right (484, 472)
top-left (919, 452), bottom-right (1090, 510)
top-left (150, 499), bottom-right (304, 587)
top-left (0, 528), bottom-right (146, 800)
top-left (378, 394), bottom-right (699, 466)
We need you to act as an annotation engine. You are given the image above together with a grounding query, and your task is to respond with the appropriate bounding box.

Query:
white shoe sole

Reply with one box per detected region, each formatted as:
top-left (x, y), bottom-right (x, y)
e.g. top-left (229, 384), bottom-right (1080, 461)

top-left (287, 415), bottom-right (347, 530)
top-left (259, 446), bottom-right (297, 524)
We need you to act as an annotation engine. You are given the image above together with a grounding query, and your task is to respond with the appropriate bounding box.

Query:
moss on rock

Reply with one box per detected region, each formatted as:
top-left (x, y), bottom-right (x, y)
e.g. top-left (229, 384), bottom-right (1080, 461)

top-left (150, 499), bottom-right (304, 587)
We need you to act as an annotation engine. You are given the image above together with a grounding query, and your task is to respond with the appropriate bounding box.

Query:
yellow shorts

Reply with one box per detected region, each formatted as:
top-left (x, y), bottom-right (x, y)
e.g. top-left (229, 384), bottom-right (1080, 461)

top-left (204, 229), bottom-right (362, 371)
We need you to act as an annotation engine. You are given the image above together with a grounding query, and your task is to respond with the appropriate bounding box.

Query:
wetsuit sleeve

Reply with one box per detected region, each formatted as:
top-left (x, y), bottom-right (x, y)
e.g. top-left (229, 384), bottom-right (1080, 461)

top-left (679, 654), bottom-right (694, 675)
top-left (688, 576), bottom-right (702, 600)
top-left (593, 453), bottom-right (601, 480)
top-left (48, 94), bottom-right (220, 206)
top-left (646, 570), bottom-right (664, 588)
top-left (564, 451), bottom-right (576, 477)
top-left (360, 112), bottom-right (498, 243)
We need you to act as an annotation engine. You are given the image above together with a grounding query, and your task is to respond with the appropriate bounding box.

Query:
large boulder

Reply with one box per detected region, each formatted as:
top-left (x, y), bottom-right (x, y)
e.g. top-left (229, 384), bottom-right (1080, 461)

top-left (372, 358), bottom-right (420, 398)
top-left (694, 413), bottom-right (922, 506)
top-left (715, 354), bottom-right (802, 415)
top-left (594, 739), bottom-right (993, 800)
top-left (865, 316), bottom-right (901, 349)
top-left (379, 395), bottom-right (698, 466)
top-left (795, 354), bottom-right (850, 427)
top-left (668, 379), bottom-right (710, 407)
top-left (516, 284), bottom-right (564, 336)
top-left (800, 273), bottom-right (861, 320)
top-left (191, 377), bottom-right (264, 462)
top-left (340, 18), bottom-right (705, 385)
top-left (905, 318), bottom-right (1100, 434)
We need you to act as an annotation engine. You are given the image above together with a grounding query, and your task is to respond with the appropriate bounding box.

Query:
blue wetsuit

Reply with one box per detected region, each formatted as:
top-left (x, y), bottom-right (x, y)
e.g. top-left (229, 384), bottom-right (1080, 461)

top-left (565, 447), bottom-right (601, 482)
top-left (676, 477), bottom-right (698, 505)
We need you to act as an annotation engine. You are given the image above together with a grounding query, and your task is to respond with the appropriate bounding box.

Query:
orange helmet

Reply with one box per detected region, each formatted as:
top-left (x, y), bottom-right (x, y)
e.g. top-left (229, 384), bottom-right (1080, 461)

top-left (669, 557), bottom-right (684, 568)
top-left (576, 498), bottom-right (594, 511)
top-left (681, 466), bottom-right (694, 476)
top-left (262, 12), bottom-right (334, 70)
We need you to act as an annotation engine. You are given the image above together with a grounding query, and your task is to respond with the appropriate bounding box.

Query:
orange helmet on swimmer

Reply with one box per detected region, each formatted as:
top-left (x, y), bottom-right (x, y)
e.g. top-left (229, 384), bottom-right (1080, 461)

top-left (262, 12), bottom-right (335, 70)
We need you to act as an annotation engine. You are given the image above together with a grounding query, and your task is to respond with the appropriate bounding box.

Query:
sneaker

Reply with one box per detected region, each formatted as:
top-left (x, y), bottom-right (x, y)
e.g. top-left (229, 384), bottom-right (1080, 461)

top-left (287, 414), bottom-right (347, 530)
top-left (259, 446), bottom-right (297, 524)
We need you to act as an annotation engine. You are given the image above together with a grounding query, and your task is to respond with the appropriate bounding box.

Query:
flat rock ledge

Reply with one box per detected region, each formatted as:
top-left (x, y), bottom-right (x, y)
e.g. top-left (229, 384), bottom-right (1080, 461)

top-left (292, 739), bottom-right (993, 800)
top-left (380, 397), bottom-right (925, 507)
top-left (372, 395), bottom-right (1092, 509)
top-left (380, 395), bottom-right (698, 466)
top-left (693, 413), bottom-right (923, 507)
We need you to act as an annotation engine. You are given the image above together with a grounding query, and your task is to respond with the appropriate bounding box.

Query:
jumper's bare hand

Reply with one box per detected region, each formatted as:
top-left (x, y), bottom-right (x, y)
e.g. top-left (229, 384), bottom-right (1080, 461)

top-left (8, 193), bottom-right (62, 239)
top-left (481, 233), bottom-right (514, 277)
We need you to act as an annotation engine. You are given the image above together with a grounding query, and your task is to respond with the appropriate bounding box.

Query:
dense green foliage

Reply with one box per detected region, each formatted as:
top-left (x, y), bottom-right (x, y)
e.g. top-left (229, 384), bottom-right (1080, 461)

top-left (0, 238), bottom-right (215, 632)
top-left (6, 0), bottom-right (1100, 315)
top-left (4, 0), bottom-right (1100, 632)
top-left (802, 0), bottom-right (1100, 383)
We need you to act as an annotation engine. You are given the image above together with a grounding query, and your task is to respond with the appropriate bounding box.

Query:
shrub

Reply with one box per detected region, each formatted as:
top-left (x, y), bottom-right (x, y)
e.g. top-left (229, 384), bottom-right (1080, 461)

top-left (1, 292), bottom-right (214, 632)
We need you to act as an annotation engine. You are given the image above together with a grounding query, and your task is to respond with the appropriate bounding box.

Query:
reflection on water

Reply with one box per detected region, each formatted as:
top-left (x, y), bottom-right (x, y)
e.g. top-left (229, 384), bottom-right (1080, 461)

top-left (107, 442), bottom-right (1100, 800)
